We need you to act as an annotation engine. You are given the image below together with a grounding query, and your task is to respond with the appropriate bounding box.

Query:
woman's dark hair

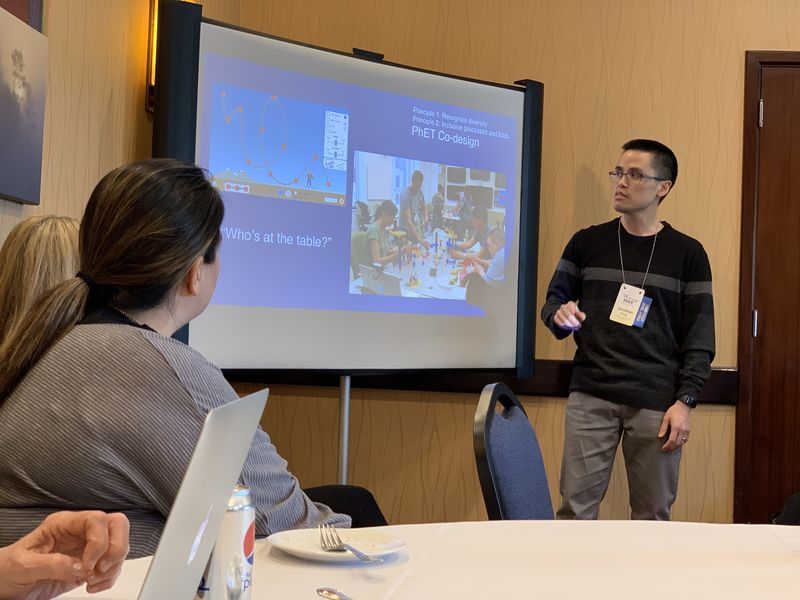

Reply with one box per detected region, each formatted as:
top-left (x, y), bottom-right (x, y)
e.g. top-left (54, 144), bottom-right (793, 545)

top-left (0, 159), bottom-right (224, 400)
top-left (373, 200), bottom-right (398, 222)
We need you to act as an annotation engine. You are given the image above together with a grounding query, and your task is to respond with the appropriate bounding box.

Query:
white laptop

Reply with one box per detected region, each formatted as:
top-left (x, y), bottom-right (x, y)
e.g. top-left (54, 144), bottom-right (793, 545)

top-left (359, 264), bottom-right (403, 296)
top-left (135, 388), bottom-right (269, 599)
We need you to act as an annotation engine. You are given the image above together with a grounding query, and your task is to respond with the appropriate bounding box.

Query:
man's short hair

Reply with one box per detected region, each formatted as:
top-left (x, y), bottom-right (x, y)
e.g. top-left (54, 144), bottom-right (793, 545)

top-left (471, 206), bottom-right (488, 223)
top-left (411, 170), bottom-right (424, 183)
top-left (622, 139), bottom-right (678, 185)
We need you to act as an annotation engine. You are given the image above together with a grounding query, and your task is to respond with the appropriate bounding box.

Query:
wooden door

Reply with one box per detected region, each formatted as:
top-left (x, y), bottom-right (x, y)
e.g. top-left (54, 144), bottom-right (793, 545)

top-left (737, 53), bottom-right (800, 523)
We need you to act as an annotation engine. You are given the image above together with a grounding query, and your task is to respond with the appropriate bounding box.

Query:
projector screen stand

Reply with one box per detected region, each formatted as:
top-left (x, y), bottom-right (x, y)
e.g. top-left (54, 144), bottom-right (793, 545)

top-left (338, 375), bottom-right (351, 484)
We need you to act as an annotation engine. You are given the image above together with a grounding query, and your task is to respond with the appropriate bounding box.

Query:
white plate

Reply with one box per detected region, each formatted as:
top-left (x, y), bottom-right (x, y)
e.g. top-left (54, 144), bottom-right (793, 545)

top-left (267, 528), bottom-right (405, 562)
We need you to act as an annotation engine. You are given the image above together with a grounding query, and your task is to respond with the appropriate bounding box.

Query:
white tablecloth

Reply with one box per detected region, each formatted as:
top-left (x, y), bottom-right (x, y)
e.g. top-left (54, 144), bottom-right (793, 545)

top-left (58, 520), bottom-right (800, 599)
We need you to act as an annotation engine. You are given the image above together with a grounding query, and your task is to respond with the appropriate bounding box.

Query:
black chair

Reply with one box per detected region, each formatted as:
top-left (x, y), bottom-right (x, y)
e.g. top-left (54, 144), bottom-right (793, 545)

top-left (304, 485), bottom-right (388, 528)
top-left (473, 382), bottom-right (554, 520)
top-left (773, 492), bottom-right (800, 525)
top-left (354, 201), bottom-right (371, 231)
top-left (464, 272), bottom-right (494, 311)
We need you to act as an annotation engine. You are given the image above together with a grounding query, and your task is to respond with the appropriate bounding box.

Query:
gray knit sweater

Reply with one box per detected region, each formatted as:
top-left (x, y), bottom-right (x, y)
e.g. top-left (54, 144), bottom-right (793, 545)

top-left (0, 320), bottom-right (350, 557)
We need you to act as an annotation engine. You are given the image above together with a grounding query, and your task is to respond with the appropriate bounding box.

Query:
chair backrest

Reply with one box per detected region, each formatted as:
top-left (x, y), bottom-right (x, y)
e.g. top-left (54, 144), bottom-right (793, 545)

top-left (464, 271), bottom-right (490, 309)
top-left (773, 492), bottom-right (800, 525)
top-left (473, 382), bottom-right (554, 520)
top-left (350, 230), bottom-right (370, 279)
top-left (355, 201), bottom-right (371, 230)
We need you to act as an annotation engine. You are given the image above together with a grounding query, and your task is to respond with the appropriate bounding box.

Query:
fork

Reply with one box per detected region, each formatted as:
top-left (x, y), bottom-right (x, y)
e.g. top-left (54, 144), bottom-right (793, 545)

top-left (318, 524), bottom-right (378, 562)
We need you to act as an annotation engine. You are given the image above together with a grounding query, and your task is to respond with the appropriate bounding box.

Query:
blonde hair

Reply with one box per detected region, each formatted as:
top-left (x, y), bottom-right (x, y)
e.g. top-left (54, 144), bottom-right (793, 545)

top-left (0, 215), bottom-right (79, 344)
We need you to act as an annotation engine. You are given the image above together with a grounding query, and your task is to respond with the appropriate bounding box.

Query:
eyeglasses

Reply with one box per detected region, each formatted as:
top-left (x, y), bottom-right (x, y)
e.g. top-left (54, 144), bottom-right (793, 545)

top-left (608, 170), bottom-right (667, 184)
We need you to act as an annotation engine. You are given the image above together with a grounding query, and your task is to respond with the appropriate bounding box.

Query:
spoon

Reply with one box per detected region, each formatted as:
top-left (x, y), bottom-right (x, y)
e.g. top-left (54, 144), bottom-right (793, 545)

top-left (317, 587), bottom-right (356, 600)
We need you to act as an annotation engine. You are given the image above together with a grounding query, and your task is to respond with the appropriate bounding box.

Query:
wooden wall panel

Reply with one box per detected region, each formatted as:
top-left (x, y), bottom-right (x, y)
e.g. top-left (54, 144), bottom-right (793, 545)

top-left (238, 384), bottom-right (734, 524)
top-left (2, 0), bottom-right (795, 525)
top-left (203, 0), bottom-right (798, 524)
top-left (4, 1), bottom-right (800, 355)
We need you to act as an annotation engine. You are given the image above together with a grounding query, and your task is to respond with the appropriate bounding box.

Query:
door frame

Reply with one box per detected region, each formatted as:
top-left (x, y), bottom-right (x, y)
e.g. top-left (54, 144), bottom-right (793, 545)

top-left (736, 51), bottom-right (800, 523)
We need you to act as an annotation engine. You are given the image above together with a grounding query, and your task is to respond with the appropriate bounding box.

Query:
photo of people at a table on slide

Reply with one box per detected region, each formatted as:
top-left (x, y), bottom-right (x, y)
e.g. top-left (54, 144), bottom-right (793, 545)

top-left (349, 151), bottom-right (507, 300)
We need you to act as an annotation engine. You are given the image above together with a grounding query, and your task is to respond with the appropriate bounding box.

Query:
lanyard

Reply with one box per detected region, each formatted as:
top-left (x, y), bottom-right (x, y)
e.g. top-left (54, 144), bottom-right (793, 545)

top-left (617, 219), bottom-right (658, 288)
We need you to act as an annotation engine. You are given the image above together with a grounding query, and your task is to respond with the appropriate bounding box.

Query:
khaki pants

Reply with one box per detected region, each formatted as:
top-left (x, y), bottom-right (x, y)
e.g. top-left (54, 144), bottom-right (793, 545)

top-left (557, 391), bottom-right (681, 520)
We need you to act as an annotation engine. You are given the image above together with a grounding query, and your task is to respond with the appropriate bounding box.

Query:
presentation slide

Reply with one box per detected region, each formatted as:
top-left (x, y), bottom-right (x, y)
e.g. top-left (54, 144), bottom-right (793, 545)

top-left (190, 22), bottom-right (526, 370)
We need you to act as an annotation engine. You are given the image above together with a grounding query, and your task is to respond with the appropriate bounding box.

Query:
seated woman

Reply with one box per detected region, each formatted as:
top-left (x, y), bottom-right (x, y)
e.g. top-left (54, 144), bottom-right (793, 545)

top-left (0, 215), bottom-right (79, 345)
top-left (365, 200), bottom-right (406, 266)
top-left (0, 160), bottom-right (357, 558)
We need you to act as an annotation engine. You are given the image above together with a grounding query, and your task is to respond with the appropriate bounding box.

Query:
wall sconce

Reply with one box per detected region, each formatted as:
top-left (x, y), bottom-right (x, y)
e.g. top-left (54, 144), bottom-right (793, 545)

top-left (146, 0), bottom-right (195, 111)
top-left (146, 0), bottom-right (158, 111)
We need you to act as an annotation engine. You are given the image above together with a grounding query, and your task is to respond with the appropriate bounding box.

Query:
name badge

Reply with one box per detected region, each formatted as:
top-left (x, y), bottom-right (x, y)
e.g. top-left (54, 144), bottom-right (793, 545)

top-left (610, 283), bottom-right (645, 327)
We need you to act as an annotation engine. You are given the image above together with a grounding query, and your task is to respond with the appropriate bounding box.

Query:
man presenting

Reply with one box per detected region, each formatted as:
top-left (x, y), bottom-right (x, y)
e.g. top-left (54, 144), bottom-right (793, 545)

top-left (541, 139), bottom-right (715, 520)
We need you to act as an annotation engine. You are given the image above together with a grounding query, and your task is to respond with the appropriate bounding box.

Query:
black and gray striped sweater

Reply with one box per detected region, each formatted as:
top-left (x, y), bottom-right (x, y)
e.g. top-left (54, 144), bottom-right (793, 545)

top-left (541, 218), bottom-right (715, 411)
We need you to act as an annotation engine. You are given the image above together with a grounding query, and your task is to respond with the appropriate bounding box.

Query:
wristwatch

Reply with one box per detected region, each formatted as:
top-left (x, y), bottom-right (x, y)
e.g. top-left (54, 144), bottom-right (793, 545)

top-left (677, 394), bottom-right (698, 409)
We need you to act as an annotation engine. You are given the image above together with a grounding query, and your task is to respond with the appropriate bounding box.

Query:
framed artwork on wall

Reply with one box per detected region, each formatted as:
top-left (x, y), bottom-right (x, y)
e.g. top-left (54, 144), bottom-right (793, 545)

top-left (0, 3), bottom-right (47, 205)
top-left (0, 0), bottom-right (45, 34)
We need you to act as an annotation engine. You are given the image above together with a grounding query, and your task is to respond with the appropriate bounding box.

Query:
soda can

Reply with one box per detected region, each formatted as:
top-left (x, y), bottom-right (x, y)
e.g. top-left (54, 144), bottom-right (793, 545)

top-left (197, 485), bottom-right (256, 600)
